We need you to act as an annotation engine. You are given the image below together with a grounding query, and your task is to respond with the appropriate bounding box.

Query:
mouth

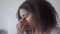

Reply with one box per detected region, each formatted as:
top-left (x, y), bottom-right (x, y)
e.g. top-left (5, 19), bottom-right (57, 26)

top-left (23, 24), bottom-right (35, 31)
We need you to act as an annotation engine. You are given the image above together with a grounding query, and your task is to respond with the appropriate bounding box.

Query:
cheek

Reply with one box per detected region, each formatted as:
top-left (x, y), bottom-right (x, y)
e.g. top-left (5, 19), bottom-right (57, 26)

top-left (26, 16), bottom-right (34, 24)
top-left (26, 16), bottom-right (36, 27)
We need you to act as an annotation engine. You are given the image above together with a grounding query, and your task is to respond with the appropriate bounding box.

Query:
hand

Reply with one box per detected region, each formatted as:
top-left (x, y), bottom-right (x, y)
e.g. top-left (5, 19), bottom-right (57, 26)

top-left (16, 18), bottom-right (28, 34)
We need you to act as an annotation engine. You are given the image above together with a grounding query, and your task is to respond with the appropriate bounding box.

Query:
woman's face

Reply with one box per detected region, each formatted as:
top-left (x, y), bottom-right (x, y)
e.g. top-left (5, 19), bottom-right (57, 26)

top-left (19, 9), bottom-right (37, 29)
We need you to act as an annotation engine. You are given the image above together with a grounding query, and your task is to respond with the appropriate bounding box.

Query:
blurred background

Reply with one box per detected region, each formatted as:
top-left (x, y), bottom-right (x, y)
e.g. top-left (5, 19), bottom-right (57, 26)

top-left (0, 0), bottom-right (60, 34)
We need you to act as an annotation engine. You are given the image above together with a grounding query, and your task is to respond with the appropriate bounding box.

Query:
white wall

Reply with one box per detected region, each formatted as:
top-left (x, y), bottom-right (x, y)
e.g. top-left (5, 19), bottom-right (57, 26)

top-left (0, 0), bottom-right (25, 34)
top-left (0, 0), bottom-right (60, 34)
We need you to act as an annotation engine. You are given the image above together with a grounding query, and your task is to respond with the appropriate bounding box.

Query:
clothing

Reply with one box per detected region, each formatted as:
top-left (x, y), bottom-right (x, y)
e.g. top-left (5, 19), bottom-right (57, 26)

top-left (51, 27), bottom-right (60, 34)
top-left (23, 27), bottom-right (60, 34)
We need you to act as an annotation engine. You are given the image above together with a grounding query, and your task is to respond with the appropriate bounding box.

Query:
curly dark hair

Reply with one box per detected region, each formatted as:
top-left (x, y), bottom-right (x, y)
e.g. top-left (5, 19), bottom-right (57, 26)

top-left (17, 0), bottom-right (58, 32)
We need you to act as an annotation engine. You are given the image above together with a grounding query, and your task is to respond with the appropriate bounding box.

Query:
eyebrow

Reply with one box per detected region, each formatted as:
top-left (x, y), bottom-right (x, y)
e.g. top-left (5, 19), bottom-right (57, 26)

top-left (20, 14), bottom-right (29, 18)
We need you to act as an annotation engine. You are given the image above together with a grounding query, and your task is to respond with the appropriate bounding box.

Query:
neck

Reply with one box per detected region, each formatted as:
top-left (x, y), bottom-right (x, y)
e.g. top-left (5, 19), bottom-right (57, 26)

top-left (34, 25), bottom-right (42, 34)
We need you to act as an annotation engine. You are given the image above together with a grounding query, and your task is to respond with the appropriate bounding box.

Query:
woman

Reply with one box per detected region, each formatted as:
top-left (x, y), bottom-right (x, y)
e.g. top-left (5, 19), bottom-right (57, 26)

top-left (16, 0), bottom-right (60, 34)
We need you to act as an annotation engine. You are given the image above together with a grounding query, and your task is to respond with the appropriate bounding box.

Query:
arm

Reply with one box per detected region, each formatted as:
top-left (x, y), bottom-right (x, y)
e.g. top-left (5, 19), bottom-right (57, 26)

top-left (16, 21), bottom-right (23, 34)
top-left (16, 18), bottom-right (28, 34)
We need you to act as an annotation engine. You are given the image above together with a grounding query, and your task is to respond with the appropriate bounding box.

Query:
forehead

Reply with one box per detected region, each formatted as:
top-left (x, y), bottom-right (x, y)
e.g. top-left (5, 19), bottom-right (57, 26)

top-left (20, 9), bottom-right (29, 15)
top-left (20, 9), bottom-right (30, 17)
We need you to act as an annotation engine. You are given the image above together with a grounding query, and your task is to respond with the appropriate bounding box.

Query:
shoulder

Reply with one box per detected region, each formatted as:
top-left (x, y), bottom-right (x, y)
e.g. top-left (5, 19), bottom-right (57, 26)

top-left (57, 28), bottom-right (60, 34)
top-left (51, 27), bottom-right (60, 34)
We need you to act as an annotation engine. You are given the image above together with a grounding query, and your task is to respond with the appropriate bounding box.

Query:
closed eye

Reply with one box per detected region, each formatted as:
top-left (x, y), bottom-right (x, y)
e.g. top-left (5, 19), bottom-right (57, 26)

top-left (20, 15), bottom-right (28, 20)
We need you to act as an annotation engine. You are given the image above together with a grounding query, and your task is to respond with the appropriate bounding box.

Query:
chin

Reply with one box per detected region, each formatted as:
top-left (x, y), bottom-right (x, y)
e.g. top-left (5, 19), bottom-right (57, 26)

top-left (24, 25), bottom-right (34, 30)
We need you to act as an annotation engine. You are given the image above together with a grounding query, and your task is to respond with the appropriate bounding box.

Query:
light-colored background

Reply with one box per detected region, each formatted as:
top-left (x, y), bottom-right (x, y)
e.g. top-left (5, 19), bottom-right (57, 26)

top-left (0, 0), bottom-right (60, 34)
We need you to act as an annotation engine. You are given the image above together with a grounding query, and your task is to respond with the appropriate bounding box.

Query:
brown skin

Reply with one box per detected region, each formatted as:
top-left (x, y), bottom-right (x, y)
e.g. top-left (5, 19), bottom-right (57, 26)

top-left (16, 9), bottom-right (52, 34)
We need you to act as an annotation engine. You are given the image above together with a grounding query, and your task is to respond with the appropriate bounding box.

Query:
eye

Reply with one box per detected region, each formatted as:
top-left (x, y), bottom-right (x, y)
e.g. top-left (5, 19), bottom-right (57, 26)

top-left (20, 15), bottom-right (28, 19)
top-left (24, 15), bottom-right (28, 19)
top-left (24, 14), bottom-right (28, 18)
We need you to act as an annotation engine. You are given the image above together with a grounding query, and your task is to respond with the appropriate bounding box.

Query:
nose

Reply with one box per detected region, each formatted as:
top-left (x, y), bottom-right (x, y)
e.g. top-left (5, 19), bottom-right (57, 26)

top-left (20, 17), bottom-right (26, 22)
top-left (20, 18), bottom-right (28, 25)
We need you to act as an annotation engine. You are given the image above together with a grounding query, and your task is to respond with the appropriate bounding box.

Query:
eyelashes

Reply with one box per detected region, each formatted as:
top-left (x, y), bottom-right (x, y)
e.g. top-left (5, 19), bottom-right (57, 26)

top-left (25, 15), bottom-right (28, 18)
top-left (19, 15), bottom-right (28, 20)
